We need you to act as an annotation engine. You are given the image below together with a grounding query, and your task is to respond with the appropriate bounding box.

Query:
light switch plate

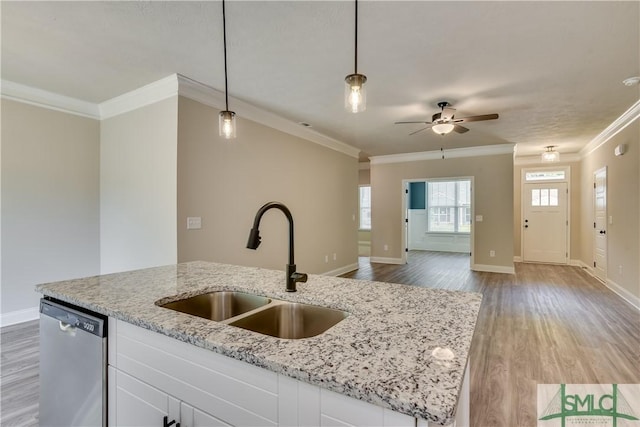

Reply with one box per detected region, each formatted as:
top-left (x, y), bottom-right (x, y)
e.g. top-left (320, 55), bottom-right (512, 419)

top-left (475, 215), bottom-right (483, 222)
top-left (187, 217), bottom-right (202, 230)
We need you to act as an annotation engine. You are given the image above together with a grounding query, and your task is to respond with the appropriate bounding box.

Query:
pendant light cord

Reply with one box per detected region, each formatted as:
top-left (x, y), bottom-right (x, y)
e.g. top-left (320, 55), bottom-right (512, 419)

top-left (222, 0), bottom-right (229, 111)
top-left (354, 0), bottom-right (358, 74)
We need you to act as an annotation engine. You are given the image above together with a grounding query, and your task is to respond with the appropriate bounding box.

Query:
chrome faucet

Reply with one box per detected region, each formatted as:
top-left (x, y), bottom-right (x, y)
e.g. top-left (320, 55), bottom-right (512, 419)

top-left (246, 202), bottom-right (307, 292)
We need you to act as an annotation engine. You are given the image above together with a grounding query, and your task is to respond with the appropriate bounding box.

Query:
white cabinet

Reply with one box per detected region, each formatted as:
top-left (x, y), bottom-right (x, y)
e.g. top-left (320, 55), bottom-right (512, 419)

top-left (109, 367), bottom-right (230, 427)
top-left (108, 367), bottom-right (180, 427)
top-left (180, 403), bottom-right (231, 427)
top-left (108, 319), bottom-right (460, 427)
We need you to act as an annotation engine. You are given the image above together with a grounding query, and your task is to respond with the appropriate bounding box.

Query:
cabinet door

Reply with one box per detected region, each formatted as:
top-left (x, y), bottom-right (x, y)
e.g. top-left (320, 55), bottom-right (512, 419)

top-left (180, 402), bottom-right (231, 427)
top-left (110, 369), bottom-right (180, 427)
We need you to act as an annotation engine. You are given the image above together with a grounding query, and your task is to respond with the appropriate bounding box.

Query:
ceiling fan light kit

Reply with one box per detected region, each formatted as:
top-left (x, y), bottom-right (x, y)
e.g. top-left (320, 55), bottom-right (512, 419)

top-left (432, 123), bottom-right (455, 135)
top-left (219, 0), bottom-right (237, 139)
top-left (345, 0), bottom-right (367, 113)
top-left (395, 101), bottom-right (498, 137)
top-left (541, 146), bottom-right (560, 163)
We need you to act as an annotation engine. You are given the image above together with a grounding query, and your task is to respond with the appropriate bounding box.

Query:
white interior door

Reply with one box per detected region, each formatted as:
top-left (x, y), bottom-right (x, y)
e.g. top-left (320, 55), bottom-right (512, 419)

top-left (523, 182), bottom-right (568, 264)
top-left (593, 167), bottom-right (607, 281)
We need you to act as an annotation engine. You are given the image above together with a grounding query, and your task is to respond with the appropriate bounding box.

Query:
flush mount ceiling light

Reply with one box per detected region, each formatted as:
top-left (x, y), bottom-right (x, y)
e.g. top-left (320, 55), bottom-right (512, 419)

top-left (431, 123), bottom-right (455, 135)
top-left (541, 145), bottom-right (560, 163)
top-left (344, 0), bottom-right (367, 113)
top-left (218, 0), bottom-right (236, 139)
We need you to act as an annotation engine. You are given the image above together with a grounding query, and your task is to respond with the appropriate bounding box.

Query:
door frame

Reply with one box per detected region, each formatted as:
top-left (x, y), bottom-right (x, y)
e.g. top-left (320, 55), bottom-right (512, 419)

top-left (593, 166), bottom-right (607, 282)
top-left (401, 176), bottom-right (474, 267)
top-left (520, 166), bottom-right (571, 263)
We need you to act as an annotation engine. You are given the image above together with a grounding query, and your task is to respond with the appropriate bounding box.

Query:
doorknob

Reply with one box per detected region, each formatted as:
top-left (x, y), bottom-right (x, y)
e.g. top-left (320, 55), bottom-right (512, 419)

top-left (600, 230), bottom-right (606, 234)
top-left (524, 225), bottom-right (528, 228)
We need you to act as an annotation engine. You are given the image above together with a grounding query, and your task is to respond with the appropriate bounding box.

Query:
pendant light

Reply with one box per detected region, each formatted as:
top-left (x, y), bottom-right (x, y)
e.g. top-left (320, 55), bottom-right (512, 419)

top-left (541, 146), bottom-right (560, 163)
top-left (344, 0), bottom-right (367, 113)
top-left (219, 0), bottom-right (236, 139)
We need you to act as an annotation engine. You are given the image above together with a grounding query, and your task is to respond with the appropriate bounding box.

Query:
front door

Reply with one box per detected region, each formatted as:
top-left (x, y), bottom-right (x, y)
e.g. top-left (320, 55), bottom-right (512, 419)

top-left (523, 182), bottom-right (568, 264)
top-left (593, 167), bottom-right (607, 281)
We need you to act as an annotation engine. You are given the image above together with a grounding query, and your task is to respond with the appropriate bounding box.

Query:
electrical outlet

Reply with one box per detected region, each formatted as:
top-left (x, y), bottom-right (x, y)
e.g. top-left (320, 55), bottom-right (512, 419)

top-left (618, 265), bottom-right (623, 276)
top-left (333, 253), bottom-right (337, 261)
top-left (489, 250), bottom-right (496, 257)
top-left (324, 255), bottom-right (329, 263)
top-left (384, 244), bottom-right (388, 251)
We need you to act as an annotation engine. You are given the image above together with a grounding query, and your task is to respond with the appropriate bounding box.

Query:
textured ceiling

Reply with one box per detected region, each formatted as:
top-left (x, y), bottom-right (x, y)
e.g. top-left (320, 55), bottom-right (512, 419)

top-left (2, 1), bottom-right (639, 160)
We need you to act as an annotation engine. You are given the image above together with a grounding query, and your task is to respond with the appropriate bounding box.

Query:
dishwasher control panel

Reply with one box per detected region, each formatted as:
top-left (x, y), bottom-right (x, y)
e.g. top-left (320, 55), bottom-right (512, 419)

top-left (40, 299), bottom-right (106, 338)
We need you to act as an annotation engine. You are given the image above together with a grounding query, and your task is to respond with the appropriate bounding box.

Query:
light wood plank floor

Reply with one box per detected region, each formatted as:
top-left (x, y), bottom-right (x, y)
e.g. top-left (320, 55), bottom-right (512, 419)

top-left (0, 319), bottom-right (39, 427)
top-left (342, 251), bottom-right (640, 427)
top-left (1, 252), bottom-right (638, 427)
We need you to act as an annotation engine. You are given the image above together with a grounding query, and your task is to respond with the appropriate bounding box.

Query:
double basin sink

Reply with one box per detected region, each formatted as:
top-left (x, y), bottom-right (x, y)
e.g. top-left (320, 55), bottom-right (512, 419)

top-left (158, 291), bottom-right (348, 339)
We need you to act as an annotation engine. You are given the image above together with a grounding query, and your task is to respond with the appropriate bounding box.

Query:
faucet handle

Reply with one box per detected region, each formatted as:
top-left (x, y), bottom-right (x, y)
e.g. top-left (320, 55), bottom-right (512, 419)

top-left (291, 272), bottom-right (308, 283)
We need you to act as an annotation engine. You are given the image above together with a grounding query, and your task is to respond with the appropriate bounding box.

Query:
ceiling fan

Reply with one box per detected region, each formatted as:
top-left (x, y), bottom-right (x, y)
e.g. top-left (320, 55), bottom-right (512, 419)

top-left (395, 101), bottom-right (499, 136)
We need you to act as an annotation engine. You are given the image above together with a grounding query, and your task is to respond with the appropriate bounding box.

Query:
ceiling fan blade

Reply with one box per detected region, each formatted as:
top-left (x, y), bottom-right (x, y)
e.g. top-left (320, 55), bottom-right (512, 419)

top-left (454, 113), bottom-right (499, 123)
top-left (454, 125), bottom-right (469, 134)
top-left (409, 126), bottom-right (432, 136)
top-left (395, 121), bottom-right (431, 125)
top-left (441, 107), bottom-right (456, 121)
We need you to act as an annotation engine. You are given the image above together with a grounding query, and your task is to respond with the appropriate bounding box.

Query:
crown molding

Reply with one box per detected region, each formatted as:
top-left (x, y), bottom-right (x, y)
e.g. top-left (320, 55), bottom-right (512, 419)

top-left (1, 80), bottom-right (100, 119)
top-left (580, 99), bottom-right (640, 158)
top-left (369, 143), bottom-right (515, 165)
top-left (0, 74), bottom-right (359, 159)
top-left (99, 75), bottom-right (179, 119)
top-left (176, 74), bottom-right (360, 159)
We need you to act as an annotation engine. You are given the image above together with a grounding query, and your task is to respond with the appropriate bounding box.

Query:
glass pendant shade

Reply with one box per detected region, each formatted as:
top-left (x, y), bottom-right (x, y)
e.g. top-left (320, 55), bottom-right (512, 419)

top-left (219, 110), bottom-right (236, 139)
top-left (541, 146), bottom-right (559, 162)
top-left (345, 74), bottom-right (367, 113)
top-left (432, 123), bottom-right (455, 135)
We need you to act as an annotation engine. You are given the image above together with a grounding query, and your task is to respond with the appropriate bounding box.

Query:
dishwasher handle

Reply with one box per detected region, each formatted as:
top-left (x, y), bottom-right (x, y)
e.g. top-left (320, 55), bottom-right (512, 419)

top-left (59, 320), bottom-right (77, 332)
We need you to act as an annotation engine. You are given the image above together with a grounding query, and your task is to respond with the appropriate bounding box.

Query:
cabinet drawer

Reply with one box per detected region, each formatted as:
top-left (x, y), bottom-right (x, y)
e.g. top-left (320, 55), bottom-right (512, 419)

top-left (113, 320), bottom-right (277, 426)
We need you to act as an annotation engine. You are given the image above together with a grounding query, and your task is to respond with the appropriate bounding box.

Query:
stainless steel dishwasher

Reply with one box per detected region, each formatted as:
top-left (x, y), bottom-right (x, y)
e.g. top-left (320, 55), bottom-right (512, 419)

top-left (39, 298), bottom-right (107, 427)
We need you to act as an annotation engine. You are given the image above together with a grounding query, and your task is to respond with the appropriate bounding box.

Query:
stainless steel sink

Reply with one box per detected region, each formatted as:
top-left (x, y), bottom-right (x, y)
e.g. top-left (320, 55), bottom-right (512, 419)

top-left (229, 302), bottom-right (348, 339)
top-left (159, 291), bottom-right (271, 321)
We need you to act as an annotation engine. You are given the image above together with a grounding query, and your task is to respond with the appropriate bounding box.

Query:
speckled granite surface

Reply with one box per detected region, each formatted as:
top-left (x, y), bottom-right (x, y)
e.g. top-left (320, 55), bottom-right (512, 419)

top-left (36, 261), bottom-right (481, 425)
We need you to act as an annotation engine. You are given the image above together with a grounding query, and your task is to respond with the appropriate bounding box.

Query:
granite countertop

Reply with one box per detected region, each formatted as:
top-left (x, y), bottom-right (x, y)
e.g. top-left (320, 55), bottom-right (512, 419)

top-left (36, 261), bottom-right (481, 425)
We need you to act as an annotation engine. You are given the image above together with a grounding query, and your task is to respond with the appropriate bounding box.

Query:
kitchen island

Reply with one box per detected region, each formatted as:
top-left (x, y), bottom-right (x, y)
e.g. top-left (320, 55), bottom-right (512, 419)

top-left (37, 261), bottom-right (481, 426)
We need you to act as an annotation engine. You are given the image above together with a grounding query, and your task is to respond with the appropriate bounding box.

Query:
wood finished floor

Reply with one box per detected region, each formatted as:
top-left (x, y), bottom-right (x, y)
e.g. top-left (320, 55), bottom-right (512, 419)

top-left (1, 252), bottom-right (638, 427)
top-left (0, 319), bottom-right (39, 427)
top-left (342, 252), bottom-right (640, 427)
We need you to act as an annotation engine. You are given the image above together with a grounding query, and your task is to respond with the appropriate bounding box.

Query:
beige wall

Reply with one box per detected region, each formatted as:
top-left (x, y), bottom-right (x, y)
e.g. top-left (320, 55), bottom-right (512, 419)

top-left (177, 96), bottom-right (359, 274)
top-left (358, 167), bottom-right (370, 185)
top-left (1, 99), bottom-right (100, 318)
top-left (579, 121), bottom-right (639, 300)
top-left (513, 161), bottom-right (581, 259)
top-left (371, 153), bottom-right (514, 270)
top-left (100, 97), bottom-right (178, 274)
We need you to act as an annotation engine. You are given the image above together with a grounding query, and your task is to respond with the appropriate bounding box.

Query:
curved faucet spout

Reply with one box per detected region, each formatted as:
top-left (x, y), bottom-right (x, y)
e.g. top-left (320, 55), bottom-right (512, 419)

top-left (246, 202), bottom-right (306, 292)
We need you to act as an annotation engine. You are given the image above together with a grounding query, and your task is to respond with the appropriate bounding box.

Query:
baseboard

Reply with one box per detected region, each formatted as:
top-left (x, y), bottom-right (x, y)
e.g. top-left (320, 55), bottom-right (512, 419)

top-left (370, 256), bottom-right (405, 265)
top-left (605, 278), bottom-right (640, 311)
top-left (471, 264), bottom-right (516, 274)
top-left (321, 263), bottom-right (360, 277)
top-left (1, 306), bottom-right (39, 327)
top-left (570, 260), bottom-right (639, 310)
top-left (513, 256), bottom-right (522, 262)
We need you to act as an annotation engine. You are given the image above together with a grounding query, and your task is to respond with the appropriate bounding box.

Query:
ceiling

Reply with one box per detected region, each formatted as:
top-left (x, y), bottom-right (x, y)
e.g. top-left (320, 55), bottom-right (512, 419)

top-left (2, 1), bottom-right (639, 161)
